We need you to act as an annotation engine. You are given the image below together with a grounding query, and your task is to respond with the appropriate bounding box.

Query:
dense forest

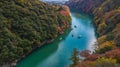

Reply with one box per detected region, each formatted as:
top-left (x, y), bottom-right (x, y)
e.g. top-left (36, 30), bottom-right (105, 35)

top-left (66, 0), bottom-right (120, 67)
top-left (0, 0), bottom-right (71, 66)
top-left (65, 0), bottom-right (105, 14)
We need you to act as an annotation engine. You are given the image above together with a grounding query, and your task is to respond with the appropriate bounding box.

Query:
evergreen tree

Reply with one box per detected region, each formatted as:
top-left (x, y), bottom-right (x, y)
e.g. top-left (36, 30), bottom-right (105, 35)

top-left (70, 48), bottom-right (80, 67)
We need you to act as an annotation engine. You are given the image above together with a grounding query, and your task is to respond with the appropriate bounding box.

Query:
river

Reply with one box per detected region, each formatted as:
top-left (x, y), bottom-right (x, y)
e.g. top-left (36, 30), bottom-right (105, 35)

top-left (16, 12), bottom-right (97, 67)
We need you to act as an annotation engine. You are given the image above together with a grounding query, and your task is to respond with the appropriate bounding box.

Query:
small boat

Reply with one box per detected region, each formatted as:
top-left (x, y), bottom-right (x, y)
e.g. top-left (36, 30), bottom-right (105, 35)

top-left (78, 35), bottom-right (81, 38)
top-left (72, 34), bottom-right (74, 37)
top-left (74, 25), bottom-right (77, 28)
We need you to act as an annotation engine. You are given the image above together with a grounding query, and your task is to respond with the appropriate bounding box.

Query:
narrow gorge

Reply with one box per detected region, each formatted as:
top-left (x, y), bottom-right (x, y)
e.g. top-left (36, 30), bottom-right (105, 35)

top-left (0, 0), bottom-right (120, 67)
top-left (66, 0), bottom-right (120, 67)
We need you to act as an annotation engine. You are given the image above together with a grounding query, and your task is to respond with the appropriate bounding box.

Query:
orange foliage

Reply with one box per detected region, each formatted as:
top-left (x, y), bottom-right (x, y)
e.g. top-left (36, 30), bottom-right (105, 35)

top-left (99, 41), bottom-right (116, 49)
top-left (85, 48), bottom-right (120, 62)
top-left (58, 27), bottom-right (63, 34)
top-left (105, 49), bottom-right (120, 58)
top-left (75, 61), bottom-right (93, 67)
top-left (62, 20), bottom-right (69, 28)
top-left (85, 54), bottom-right (100, 61)
top-left (59, 10), bottom-right (70, 16)
top-left (97, 35), bottom-right (106, 44)
top-left (80, 50), bottom-right (91, 57)
top-left (103, 10), bottom-right (118, 21)
top-left (112, 23), bottom-right (120, 33)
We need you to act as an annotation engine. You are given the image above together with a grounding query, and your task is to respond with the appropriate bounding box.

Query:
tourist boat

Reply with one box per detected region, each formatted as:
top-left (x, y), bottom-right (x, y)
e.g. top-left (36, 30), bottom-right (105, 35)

top-left (78, 35), bottom-right (81, 38)
top-left (72, 34), bottom-right (74, 37)
top-left (74, 25), bottom-right (77, 28)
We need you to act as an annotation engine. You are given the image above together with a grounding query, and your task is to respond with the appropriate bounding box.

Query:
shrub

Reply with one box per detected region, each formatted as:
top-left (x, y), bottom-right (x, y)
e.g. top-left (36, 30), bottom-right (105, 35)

top-left (114, 34), bottom-right (120, 47)
top-left (106, 33), bottom-right (115, 41)
top-left (93, 57), bottom-right (119, 67)
top-left (97, 22), bottom-right (107, 35)
top-left (96, 41), bottom-right (115, 54)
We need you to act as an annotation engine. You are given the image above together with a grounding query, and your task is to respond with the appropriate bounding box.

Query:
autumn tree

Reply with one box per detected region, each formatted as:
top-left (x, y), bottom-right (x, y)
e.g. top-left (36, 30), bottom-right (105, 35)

top-left (93, 57), bottom-right (119, 67)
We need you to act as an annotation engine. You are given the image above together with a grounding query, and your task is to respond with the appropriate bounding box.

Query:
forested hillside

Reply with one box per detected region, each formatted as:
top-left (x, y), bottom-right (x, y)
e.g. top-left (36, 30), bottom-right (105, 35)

top-left (66, 0), bottom-right (120, 67)
top-left (0, 0), bottom-right (71, 66)
top-left (65, 0), bottom-right (105, 14)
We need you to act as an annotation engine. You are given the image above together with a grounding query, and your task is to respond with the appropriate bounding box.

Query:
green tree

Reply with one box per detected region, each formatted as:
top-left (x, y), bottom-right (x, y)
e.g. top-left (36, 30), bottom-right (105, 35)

top-left (70, 48), bottom-right (80, 67)
top-left (0, 0), bottom-right (71, 64)
top-left (114, 34), bottom-right (120, 47)
top-left (96, 46), bottom-right (112, 54)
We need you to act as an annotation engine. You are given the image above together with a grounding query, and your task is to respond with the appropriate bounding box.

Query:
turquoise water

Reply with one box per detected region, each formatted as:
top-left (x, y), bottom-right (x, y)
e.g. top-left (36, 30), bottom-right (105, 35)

top-left (16, 12), bottom-right (97, 67)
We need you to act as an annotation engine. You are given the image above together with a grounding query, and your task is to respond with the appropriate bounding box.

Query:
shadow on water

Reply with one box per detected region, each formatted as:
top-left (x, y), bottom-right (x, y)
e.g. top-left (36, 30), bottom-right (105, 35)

top-left (16, 29), bottom-right (71, 67)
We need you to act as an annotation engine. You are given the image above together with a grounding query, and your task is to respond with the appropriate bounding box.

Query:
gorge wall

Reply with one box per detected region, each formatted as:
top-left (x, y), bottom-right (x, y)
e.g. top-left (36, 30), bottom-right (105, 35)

top-left (65, 0), bottom-right (105, 14)
top-left (0, 0), bottom-right (71, 67)
top-left (66, 0), bottom-right (120, 67)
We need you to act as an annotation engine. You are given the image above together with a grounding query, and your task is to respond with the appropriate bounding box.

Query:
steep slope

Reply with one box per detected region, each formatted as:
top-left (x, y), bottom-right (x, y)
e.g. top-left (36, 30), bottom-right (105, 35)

top-left (0, 0), bottom-right (71, 66)
top-left (93, 0), bottom-right (120, 36)
top-left (66, 0), bottom-right (120, 67)
top-left (65, 0), bottom-right (105, 14)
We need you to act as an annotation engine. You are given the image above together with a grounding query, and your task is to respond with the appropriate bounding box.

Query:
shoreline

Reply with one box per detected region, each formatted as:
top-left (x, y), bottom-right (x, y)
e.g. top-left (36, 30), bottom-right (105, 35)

top-left (1, 29), bottom-right (70, 67)
top-left (0, 2), bottom-right (72, 67)
top-left (15, 28), bottom-right (72, 67)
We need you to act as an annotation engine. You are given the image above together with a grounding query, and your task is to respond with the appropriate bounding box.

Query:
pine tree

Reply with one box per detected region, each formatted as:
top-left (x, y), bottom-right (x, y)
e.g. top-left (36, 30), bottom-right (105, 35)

top-left (70, 48), bottom-right (80, 67)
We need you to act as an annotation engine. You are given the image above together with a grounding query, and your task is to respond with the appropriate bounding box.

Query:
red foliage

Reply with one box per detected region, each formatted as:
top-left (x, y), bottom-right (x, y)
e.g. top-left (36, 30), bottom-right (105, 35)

top-left (83, 48), bottom-right (120, 62)
top-left (80, 50), bottom-right (91, 57)
top-left (59, 10), bottom-right (70, 16)
top-left (75, 61), bottom-right (93, 67)
top-left (62, 20), bottom-right (69, 28)
top-left (85, 54), bottom-right (100, 61)
top-left (103, 10), bottom-right (118, 22)
top-left (104, 48), bottom-right (120, 58)
top-left (58, 27), bottom-right (63, 34)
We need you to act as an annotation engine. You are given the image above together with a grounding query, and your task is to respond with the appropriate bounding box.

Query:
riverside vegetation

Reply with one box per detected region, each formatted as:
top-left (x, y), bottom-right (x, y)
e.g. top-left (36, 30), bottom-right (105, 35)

top-left (0, 0), bottom-right (71, 66)
top-left (66, 0), bottom-right (120, 67)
